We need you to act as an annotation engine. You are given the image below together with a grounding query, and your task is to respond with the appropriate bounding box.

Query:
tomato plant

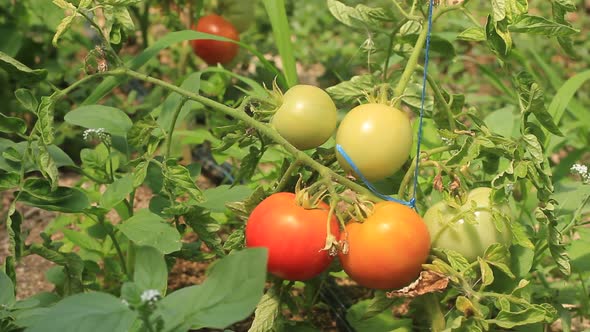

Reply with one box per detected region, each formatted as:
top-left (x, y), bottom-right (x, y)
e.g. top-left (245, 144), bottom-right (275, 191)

top-left (339, 201), bottom-right (431, 290)
top-left (423, 187), bottom-right (512, 262)
top-left (245, 192), bottom-right (340, 281)
top-left (191, 14), bottom-right (240, 65)
top-left (0, 0), bottom-right (588, 331)
top-left (335, 103), bottom-right (413, 181)
top-left (271, 85), bottom-right (338, 150)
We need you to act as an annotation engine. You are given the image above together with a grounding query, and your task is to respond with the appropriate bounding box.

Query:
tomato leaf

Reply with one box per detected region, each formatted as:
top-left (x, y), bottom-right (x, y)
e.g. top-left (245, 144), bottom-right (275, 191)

top-left (509, 15), bottom-right (578, 36)
top-left (478, 258), bottom-right (495, 287)
top-left (248, 288), bottom-right (281, 332)
top-left (184, 207), bottom-right (224, 257)
top-left (326, 75), bottom-right (377, 106)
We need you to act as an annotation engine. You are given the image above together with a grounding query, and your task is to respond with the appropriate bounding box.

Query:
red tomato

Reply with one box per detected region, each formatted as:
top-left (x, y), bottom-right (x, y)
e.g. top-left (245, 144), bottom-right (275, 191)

top-left (245, 192), bottom-right (340, 281)
top-left (191, 14), bottom-right (240, 65)
top-left (339, 201), bottom-right (431, 290)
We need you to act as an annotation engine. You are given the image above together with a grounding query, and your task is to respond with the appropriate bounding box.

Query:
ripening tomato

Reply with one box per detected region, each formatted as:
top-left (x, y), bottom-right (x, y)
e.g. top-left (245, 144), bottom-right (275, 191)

top-left (191, 14), bottom-right (239, 65)
top-left (423, 187), bottom-right (512, 262)
top-left (339, 201), bottom-right (430, 290)
top-left (271, 85), bottom-right (338, 150)
top-left (335, 103), bottom-right (413, 182)
top-left (245, 192), bottom-right (340, 281)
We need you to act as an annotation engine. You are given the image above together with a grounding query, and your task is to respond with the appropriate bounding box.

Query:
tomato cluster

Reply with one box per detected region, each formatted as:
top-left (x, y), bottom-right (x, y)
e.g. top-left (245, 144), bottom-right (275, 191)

top-left (249, 86), bottom-right (511, 289)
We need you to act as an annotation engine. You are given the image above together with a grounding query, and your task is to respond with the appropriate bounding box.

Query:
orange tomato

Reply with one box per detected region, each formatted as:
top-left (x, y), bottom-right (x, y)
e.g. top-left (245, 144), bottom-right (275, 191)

top-left (339, 201), bottom-right (431, 290)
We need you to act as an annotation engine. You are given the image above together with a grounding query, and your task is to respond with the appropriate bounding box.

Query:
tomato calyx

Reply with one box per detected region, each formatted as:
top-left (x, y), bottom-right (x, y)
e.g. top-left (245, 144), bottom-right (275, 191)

top-left (293, 176), bottom-right (328, 210)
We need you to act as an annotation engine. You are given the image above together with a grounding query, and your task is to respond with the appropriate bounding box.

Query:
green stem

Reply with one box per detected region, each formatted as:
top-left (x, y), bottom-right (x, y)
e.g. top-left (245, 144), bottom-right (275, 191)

top-left (120, 69), bottom-right (380, 201)
top-left (127, 241), bottom-right (136, 278)
top-left (398, 145), bottom-right (454, 198)
top-left (275, 159), bottom-right (300, 193)
top-left (423, 69), bottom-right (456, 130)
top-left (86, 213), bottom-right (129, 278)
top-left (393, 6), bottom-right (459, 104)
top-left (393, 13), bottom-right (430, 102)
top-left (382, 18), bottom-right (409, 82)
top-left (392, 0), bottom-right (422, 20)
top-left (165, 97), bottom-right (188, 160)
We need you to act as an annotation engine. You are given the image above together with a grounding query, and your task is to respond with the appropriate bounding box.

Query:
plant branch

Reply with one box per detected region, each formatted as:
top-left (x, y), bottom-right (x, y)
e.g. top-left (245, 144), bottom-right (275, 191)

top-left (119, 68), bottom-right (380, 201)
top-left (165, 97), bottom-right (188, 160)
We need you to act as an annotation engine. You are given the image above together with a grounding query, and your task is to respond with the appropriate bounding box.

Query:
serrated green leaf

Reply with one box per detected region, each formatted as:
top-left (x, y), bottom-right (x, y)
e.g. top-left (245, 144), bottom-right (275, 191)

top-left (52, 0), bottom-right (75, 9)
top-left (326, 75), bottom-right (377, 106)
top-left (0, 171), bottom-right (20, 190)
top-left (52, 14), bottom-right (77, 46)
top-left (522, 134), bottom-right (543, 164)
top-left (163, 160), bottom-right (203, 202)
top-left (490, 304), bottom-right (557, 328)
top-left (223, 229), bottom-right (245, 251)
top-left (510, 15), bottom-right (578, 36)
top-left (491, 0), bottom-right (506, 22)
top-left (184, 208), bottom-right (224, 257)
top-left (36, 143), bottom-right (59, 190)
top-left (457, 27), bottom-right (486, 41)
top-left (248, 289), bottom-right (280, 332)
top-left (36, 96), bottom-right (55, 145)
top-left (484, 244), bottom-right (515, 278)
top-left (29, 244), bottom-right (84, 295)
top-left (327, 0), bottom-right (390, 28)
top-left (478, 258), bottom-right (494, 286)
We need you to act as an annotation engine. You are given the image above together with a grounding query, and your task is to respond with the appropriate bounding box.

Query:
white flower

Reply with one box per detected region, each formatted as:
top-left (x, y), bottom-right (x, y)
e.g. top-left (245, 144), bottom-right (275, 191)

top-left (571, 163), bottom-right (590, 184)
top-left (121, 299), bottom-right (129, 307)
top-left (83, 128), bottom-right (111, 144)
top-left (140, 289), bottom-right (161, 304)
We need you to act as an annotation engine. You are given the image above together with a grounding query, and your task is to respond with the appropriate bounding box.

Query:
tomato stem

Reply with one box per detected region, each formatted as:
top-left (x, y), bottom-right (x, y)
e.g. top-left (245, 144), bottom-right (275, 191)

top-left (118, 68), bottom-right (381, 201)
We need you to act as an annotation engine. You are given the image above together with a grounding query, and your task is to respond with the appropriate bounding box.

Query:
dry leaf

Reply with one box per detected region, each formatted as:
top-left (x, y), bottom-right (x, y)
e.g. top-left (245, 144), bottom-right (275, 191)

top-left (386, 271), bottom-right (449, 298)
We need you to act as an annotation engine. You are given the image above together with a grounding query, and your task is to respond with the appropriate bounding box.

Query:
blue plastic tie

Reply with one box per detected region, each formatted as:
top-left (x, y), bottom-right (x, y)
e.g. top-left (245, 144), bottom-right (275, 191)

top-left (336, 0), bottom-right (434, 210)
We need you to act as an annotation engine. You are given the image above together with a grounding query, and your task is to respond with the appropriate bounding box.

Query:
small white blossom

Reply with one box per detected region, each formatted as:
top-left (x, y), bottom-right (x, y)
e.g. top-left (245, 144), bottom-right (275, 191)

top-left (121, 299), bottom-right (129, 307)
top-left (571, 163), bottom-right (590, 184)
top-left (505, 183), bottom-right (514, 195)
top-left (140, 289), bottom-right (161, 304)
top-left (83, 128), bottom-right (111, 144)
top-left (440, 136), bottom-right (454, 146)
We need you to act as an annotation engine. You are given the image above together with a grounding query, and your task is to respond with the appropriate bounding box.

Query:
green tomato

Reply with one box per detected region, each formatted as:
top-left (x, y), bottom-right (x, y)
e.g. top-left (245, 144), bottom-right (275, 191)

top-left (423, 187), bottom-right (512, 262)
top-left (271, 85), bottom-right (337, 150)
top-left (335, 103), bottom-right (413, 182)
